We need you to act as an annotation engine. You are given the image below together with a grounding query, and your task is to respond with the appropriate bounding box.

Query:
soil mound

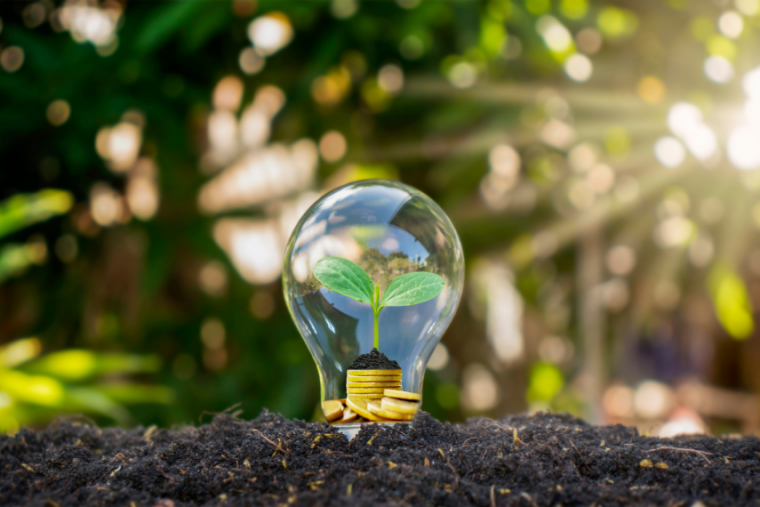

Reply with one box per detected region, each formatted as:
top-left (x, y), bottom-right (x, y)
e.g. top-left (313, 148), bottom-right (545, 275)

top-left (2, 411), bottom-right (759, 506)
top-left (348, 347), bottom-right (400, 370)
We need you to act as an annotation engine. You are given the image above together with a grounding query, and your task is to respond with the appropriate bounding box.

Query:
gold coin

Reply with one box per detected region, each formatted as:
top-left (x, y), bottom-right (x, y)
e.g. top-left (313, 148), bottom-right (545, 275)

top-left (349, 387), bottom-right (401, 392)
top-left (347, 397), bottom-right (396, 422)
top-left (382, 396), bottom-right (419, 415)
top-left (347, 369), bottom-right (402, 376)
top-left (347, 388), bottom-right (387, 394)
top-left (383, 389), bottom-right (421, 401)
top-left (367, 401), bottom-right (414, 421)
top-left (347, 375), bottom-right (402, 382)
top-left (339, 408), bottom-right (358, 423)
top-left (322, 399), bottom-right (344, 422)
top-left (347, 381), bottom-right (401, 388)
top-left (348, 393), bottom-right (384, 400)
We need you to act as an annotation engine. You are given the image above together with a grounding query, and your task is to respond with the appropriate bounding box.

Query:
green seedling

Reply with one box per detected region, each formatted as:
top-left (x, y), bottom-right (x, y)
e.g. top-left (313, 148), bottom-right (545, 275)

top-left (313, 256), bottom-right (445, 349)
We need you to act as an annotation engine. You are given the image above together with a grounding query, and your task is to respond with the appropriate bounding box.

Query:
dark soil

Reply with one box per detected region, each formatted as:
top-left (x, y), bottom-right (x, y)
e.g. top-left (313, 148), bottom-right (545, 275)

top-left (2, 411), bottom-right (759, 507)
top-left (348, 348), bottom-right (400, 370)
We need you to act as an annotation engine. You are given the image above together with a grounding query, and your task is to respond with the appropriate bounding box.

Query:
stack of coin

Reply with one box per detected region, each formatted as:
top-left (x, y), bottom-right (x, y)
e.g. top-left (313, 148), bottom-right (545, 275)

top-left (346, 369), bottom-right (402, 404)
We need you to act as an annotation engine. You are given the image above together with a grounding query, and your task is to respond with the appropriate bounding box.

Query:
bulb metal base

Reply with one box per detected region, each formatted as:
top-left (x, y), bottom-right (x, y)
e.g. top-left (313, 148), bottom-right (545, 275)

top-left (334, 421), bottom-right (411, 441)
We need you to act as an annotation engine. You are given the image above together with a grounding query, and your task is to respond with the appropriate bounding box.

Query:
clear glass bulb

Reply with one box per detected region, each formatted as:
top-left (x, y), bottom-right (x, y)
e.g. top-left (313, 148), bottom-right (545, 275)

top-left (283, 180), bottom-right (464, 424)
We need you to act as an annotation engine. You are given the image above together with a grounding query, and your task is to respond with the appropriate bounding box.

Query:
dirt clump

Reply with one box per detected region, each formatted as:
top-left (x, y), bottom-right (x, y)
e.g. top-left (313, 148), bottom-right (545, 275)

top-left (348, 347), bottom-right (400, 370)
top-left (1, 411), bottom-right (759, 506)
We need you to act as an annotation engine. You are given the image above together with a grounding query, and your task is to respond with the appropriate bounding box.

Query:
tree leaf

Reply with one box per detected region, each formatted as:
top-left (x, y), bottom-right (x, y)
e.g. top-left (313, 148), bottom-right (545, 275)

top-left (313, 257), bottom-right (374, 304)
top-left (0, 190), bottom-right (73, 240)
top-left (381, 272), bottom-right (445, 307)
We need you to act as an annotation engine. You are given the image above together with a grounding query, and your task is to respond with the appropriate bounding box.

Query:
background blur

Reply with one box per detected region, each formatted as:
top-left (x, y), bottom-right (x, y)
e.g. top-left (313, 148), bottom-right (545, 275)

top-left (3, 0), bottom-right (760, 437)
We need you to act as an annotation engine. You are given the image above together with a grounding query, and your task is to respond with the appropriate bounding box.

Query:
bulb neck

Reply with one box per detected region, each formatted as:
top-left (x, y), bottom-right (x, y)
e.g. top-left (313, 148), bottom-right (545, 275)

top-left (334, 421), bottom-right (412, 441)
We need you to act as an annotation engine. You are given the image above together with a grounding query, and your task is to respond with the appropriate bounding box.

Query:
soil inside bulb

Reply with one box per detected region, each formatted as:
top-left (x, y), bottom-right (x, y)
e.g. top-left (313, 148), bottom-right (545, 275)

top-left (348, 347), bottom-right (401, 370)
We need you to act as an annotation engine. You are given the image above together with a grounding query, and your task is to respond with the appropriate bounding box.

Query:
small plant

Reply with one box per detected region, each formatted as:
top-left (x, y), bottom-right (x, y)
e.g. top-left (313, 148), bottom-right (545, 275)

top-left (313, 256), bottom-right (444, 349)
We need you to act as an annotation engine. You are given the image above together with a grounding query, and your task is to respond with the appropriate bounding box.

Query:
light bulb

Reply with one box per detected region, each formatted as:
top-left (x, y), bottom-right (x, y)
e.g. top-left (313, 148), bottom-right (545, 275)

top-left (283, 180), bottom-right (464, 428)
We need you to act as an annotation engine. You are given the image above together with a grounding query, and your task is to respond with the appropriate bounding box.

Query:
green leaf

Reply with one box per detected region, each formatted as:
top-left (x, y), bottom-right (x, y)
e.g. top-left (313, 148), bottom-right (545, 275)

top-left (22, 350), bottom-right (161, 381)
top-left (382, 272), bottom-right (445, 307)
top-left (0, 244), bottom-right (35, 283)
top-left (0, 190), bottom-right (73, 240)
top-left (313, 257), bottom-right (374, 304)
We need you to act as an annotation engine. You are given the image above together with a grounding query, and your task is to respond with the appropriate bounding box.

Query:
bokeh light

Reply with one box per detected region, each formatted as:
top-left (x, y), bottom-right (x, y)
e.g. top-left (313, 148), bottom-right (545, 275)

top-left (57, 0), bottom-right (122, 49)
top-left (46, 100), bottom-right (71, 127)
top-left (728, 126), bottom-right (760, 170)
top-left (447, 62), bottom-right (477, 89)
top-left (239, 47), bottom-right (265, 75)
top-left (1, 46), bottom-right (24, 72)
top-left (704, 55), bottom-right (734, 83)
top-left (637, 76), bottom-right (665, 104)
top-left (718, 11), bottom-right (743, 39)
top-left (199, 261), bottom-right (228, 298)
top-left (606, 245), bottom-right (636, 275)
top-left (537, 15), bottom-right (573, 54)
top-left (377, 64), bottom-right (404, 94)
top-left (736, 0), bottom-right (759, 15)
top-left (319, 131), bottom-right (347, 163)
top-left (633, 381), bottom-right (674, 420)
top-left (576, 27), bottom-right (602, 54)
top-left (654, 137), bottom-right (686, 168)
top-left (125, 158), bottom-right (159, 220)
top-left (95, 117), bottom-right (143, 172)
top-left (564, 53), bottom-right (593, 82)
top-left (213, 76), bottom-right (244, 112)
top-left (90, 182), bottom-right (126, 227)
top-left (461, 364), bottom-right (499, 411)
top-left (247, 12), bottom-right (293, 56)
top-left (427, 343), bottom-right (450, 371)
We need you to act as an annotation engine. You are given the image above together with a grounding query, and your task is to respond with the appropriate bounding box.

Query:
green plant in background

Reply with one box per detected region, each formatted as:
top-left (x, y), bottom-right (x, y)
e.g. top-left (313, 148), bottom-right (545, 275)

top-left (313, 257), bottom-right (444, 349)
top-left (0, 190), bottom-right (73, 283)
top-left (0, 191), bottom-right (173, 433)
top-left (0, 337), bottom-right (173, 433)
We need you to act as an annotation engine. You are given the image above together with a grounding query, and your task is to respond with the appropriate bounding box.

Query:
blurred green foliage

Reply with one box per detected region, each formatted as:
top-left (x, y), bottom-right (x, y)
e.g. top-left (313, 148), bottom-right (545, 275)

top-left (0, 190), bottom-right (172, 432)
top-left (0, 337), bottom-right (172, 432)
top-left (0, 190), bottom-right (72, 282)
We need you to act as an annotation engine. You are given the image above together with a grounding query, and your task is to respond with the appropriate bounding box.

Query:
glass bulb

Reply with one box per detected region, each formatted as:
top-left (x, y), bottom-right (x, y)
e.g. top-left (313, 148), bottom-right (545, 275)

top-left (283, 180), bottom-right (464, 425)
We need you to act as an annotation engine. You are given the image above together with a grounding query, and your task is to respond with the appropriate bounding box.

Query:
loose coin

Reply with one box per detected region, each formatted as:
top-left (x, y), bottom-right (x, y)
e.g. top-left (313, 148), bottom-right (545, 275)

top-left (346, 397), bottom-right (396, 422)
top-left (367, 401), bottom-right (414, 421)
top-left (322, 399), bottom-right (344, 422)
top-left (339, 408), bottom-right (358, 423)
top-left (383, 389), bottom-right (421, 401)
top-left (381, 396), bottom-right (419, 415)
top-left (347, 369), bottom-right (402, 376)
top-left (347, 375), bottom-right (402, 382)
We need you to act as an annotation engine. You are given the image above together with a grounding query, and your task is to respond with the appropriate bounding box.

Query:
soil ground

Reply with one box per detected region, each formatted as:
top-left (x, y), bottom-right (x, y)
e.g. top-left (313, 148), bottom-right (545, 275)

top-left (1, 411), bottom-right (759, 507)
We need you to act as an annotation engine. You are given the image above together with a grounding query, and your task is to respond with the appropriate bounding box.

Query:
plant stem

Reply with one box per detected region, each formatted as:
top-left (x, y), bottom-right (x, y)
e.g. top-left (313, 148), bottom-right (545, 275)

top-left (373, 283), bottom-right (381, 349)
top-left (373, 307), bottom-right (379, 349)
